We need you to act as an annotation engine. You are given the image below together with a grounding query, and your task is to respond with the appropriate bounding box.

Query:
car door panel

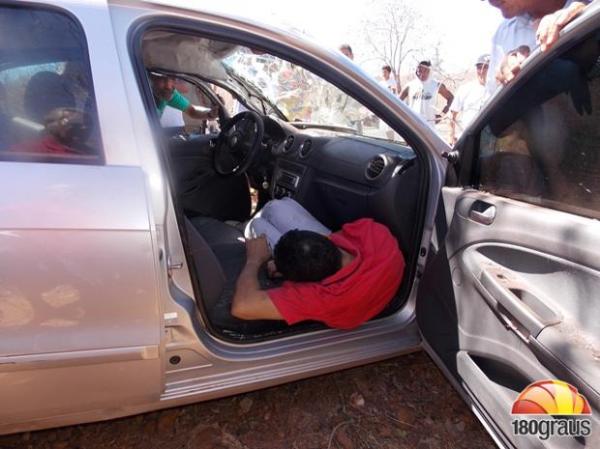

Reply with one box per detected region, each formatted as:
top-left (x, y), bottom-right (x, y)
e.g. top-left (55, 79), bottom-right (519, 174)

top-left (0, 163), bottom-right (162, 430)
top-left (419, 187), bottom-right (600, 448)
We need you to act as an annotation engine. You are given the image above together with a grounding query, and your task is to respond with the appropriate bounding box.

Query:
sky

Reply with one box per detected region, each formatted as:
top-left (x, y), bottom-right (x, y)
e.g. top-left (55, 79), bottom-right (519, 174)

top-left (160, 0), bottom-right (504, 75)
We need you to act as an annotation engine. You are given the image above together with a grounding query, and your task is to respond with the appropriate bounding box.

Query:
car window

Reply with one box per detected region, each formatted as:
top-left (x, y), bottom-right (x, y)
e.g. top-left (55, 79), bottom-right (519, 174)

top-left (476, 32), bottom-right (600, 219)
top-left (223, 51), bottom-right (402, 141)
top-left (0, 5), bottom-right (103, 164)
top-left (142, 30), bottom-right (405, 142)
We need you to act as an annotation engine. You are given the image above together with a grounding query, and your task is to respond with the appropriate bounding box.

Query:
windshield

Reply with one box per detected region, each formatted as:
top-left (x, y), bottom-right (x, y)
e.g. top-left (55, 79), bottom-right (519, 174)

top-left (223, 48), bottom-right (396, 140)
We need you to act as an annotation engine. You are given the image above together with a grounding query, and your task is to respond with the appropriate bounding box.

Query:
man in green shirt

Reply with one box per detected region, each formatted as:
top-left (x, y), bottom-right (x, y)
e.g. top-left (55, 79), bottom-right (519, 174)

top-left (150, 72), bottom-right (218, 120)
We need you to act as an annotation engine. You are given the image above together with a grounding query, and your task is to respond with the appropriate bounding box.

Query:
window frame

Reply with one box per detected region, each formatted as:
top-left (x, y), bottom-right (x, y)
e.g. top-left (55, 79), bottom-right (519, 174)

top-left (460, 22), bottom-right (600, 221)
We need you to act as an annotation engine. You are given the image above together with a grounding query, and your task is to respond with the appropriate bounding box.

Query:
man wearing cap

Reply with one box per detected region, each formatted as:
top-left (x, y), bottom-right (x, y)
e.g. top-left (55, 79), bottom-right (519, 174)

top-left (400, 60), bottom-right (454, 129)
top-left (149, 72), bottom-right (217, 120)
top-left (485, 0), bottom-right (591, 95)
top-left (449, 54), bottom-right (490, 145)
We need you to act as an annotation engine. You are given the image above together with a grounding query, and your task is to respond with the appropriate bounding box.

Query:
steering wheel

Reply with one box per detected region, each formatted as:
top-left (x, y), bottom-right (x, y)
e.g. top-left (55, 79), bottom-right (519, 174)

top-left (213, 111), bottom-right (265, 176)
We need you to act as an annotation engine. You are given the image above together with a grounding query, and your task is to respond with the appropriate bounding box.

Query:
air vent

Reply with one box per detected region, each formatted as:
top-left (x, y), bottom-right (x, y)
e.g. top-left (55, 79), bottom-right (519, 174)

top-left (365, 155), bottom-right (387, 180)
top-left (284, 135), bottom-right (295, 152)
top-left (299, 139), bottom-right (313, 158)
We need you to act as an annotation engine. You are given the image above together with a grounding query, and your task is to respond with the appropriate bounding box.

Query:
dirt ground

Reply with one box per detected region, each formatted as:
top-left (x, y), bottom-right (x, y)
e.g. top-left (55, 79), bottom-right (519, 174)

top-left (0, 351), bottom-right (495, 449)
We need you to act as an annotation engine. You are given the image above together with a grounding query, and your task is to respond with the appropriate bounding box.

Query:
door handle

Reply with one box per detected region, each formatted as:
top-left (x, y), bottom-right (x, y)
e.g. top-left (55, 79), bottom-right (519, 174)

top-left (469, 201), bottom-right (496, 225)
top-left (479, 267), bottom-right (561, 338)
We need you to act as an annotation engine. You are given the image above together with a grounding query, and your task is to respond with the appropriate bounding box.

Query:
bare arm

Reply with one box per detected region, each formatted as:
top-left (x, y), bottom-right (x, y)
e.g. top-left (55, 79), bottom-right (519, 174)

top-left (438, 84), bottom-right (454, 115)
top-left (399, 86), bottom-right (409, 102)
top-left (184, 104), bottom-right (219, 120)
top-left (450, 111), bottom-right (459, 145)
top-left (537, 2), bottom-right (589, 52)
top-left (230, 236), bottom-right (284, 321)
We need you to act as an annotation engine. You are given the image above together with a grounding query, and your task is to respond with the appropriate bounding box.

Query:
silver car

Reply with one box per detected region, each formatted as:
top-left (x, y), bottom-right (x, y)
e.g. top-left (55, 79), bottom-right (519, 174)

top-left (0, 1), bottom-right (599, 448)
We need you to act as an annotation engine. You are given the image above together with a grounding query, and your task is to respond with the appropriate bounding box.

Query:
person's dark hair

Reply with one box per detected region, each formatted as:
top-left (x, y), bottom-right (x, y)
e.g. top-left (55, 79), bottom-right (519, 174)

top-left (339, 44), bottom-right (353, 54)
top-left (382, 65), bottom-right (392, 73)
top-left (418, 60), bottom-right (432, 67)
top-left (273, 230), bottom-right (342, 282)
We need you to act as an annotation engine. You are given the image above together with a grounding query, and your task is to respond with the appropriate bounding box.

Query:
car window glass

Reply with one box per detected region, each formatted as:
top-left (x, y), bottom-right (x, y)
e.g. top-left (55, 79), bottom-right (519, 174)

top-left (223, 52), bottom-right (403, 142)
top-left (143, 30), bottom-right (406, 143)
top-left (0, 5), bottom-right (103, 164)
top-left (477, 32), bottom-right (600, 219)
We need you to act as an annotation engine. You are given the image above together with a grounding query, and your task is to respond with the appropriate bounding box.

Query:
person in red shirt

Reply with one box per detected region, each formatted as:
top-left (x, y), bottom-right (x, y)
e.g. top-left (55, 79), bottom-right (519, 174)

top-left (10, 107), bottom-right (93, 156)
top-left (231, 208), bottom-right (405, 329)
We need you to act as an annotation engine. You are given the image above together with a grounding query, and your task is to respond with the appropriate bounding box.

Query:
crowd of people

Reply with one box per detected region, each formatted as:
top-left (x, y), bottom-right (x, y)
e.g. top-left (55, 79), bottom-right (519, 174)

top-left (340, 0), bottom-right (592, 145)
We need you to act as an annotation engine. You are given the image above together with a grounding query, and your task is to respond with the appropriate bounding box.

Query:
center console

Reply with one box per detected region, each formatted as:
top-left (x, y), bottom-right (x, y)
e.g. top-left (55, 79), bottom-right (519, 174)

top-left (272, 161), bottom-right (306, 199)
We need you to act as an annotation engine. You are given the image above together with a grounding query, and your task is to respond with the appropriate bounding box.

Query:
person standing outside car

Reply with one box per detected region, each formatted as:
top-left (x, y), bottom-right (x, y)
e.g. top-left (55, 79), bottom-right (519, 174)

top-left (149, 71), bottom-right (218, 120)
top-left (400, 60), bottom-right (454, 129)
top-left (449, 54), bottom-right (490, 145)
top-left (379, 65), bottom-right (398, 94)
top-left (339, 44), bottom-right (354, 60)
top-left (378, 65), bottom-right (398, 139)
top-left (485, 0), bottom-right (591, 94)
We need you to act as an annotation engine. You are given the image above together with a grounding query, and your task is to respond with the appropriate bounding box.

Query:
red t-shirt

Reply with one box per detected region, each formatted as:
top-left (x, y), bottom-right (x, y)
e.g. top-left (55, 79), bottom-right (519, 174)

top-left (268, 218), bottom-right (405, 329)
top-left (10, 135), bottom-right (79, 155)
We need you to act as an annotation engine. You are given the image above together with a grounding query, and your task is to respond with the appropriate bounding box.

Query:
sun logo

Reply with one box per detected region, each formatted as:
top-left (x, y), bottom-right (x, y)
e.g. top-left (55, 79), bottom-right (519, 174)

top-left (512, 380), bottom-right (592, 415)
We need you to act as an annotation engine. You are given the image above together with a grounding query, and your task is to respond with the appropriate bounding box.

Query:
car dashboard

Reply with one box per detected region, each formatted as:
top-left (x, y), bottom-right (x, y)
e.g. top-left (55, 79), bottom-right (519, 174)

top-left (259, 116), bottom-right (419, 257)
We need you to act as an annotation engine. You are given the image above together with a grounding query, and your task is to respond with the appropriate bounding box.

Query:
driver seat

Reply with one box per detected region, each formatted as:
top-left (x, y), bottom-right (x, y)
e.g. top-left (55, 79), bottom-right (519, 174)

top-left (184, 216), bottom-right (323, 340)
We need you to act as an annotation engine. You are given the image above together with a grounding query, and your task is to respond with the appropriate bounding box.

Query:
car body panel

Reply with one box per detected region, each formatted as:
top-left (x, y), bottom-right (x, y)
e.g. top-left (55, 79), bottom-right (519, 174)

top-left (0, 0), bottom-right (446, 435)
top-left (0, 162), bottom-right (163, 428)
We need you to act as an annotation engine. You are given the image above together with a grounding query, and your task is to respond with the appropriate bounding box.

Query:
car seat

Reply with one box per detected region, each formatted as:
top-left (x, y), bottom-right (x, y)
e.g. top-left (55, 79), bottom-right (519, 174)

top-left (185, 216), bottom-right (323, 341)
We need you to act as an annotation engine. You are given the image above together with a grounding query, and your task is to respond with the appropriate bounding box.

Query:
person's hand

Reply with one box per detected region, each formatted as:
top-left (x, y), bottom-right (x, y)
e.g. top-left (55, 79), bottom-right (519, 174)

top-left (266, 260), bottom-right (283, 279)
top-left (245, 235), bottom-right (271, 265)
top-left (207, 105), bottom-right (219, 120)
top-left (537, 2), bottom-right (587, 52)
top-left (496, 46), bottom-right (531, 85)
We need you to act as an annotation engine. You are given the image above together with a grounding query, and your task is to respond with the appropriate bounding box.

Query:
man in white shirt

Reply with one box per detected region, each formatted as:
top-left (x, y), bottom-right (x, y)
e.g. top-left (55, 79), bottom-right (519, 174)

top-left (379, 65), bottom-right (397, 94)
top-left (400, 60), bottom-right (454, 128)
top-left (486, 0), bottom-right (590, 95)
top-left (449, 54), bottom-right (490, 145)
top-left (377, 65), bottom-right (399, 139)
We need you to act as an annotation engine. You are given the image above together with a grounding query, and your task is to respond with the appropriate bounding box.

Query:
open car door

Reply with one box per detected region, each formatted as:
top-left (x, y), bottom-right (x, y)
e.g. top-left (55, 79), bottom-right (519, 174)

top-left (417, 8), bottom-right (600, 449)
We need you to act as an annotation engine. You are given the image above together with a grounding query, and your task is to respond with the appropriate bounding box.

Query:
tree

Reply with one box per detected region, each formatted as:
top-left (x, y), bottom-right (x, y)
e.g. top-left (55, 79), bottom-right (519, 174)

top-left (359, 0), bottom-right (433, 92)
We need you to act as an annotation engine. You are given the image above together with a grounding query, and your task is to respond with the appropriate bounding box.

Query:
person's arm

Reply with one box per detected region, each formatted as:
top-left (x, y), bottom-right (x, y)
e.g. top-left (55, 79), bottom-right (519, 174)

top-left (184, 104), bottom-right (219, 120)
top-left (230, 236), bottom-right (284, 321)
top-left (399, 85), bottom-right (409, 102)
top-left (449, 111), bottom-right (459, 146)
top-left (438, 83), bottom-right (454, 115)
top-left (537, 1), bottom-right (590, 52)
top-left (169, 89), bottom-right (219, 120)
